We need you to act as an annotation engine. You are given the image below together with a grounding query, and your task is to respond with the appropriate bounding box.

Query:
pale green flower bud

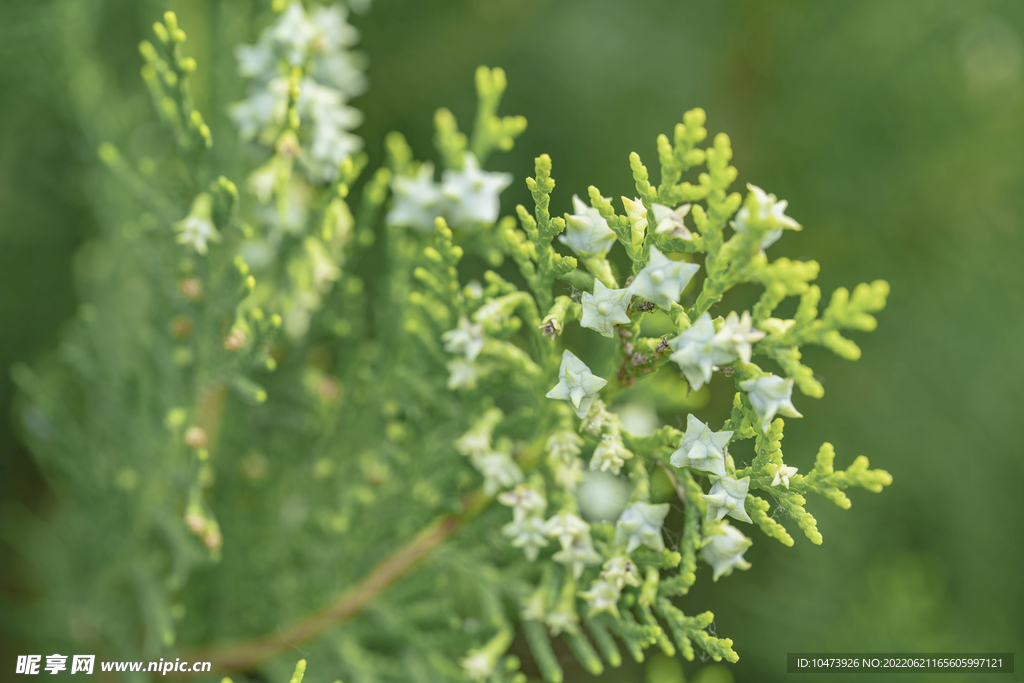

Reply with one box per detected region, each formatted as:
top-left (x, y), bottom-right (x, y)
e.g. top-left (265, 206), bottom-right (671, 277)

top-left (579, 578), bottom-right (621, 617)
top-left (543, 511), bottom-right (590, 549)
top-left (621, 196), bottom-right (648, 244)
top-left (497, 484), bottom-right (546, 522)
top-left (580, 280), bottom-right (632, 338)
top-left (702, 475), bottom-right (753, 524)
top-left (589, 434), bottom-right (633, 475)
top-left (600, 555), bottom-right (641, 591)
top-left (551, 533), bottom-right (602, 579)
top-left (440, 153), bottom-right (512, 226)
top-left (740, 374), bottom-right (802, 431)
top-left (701, 522), bottom-right (752, 581)
top-left (731, 183), bottom-right (801, 250)
top-left (652, 202), bottom-right (692, 239)
top-left (670, 414), bottom-right (732, 476)
top-left (770, 464), bottom-right (799, 489)
top-left (559, 194), bottom-right (616, 258)
top-left (501, 515), bottom-right (548, 562)
top-left (546, 350), bottom-right (607, 419)
top-left (713, 311), bottom-right (764, 363)
top-left (668, 313), bottom-right (722, 390)
top-left (614, 502), bottom-right (669, 553)
top-left (627, 247), bottom-right (699, 311)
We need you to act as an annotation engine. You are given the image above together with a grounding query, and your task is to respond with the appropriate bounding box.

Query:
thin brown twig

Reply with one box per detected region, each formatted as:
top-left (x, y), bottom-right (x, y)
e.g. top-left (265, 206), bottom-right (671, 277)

top-left (180, 493), bottom-right (484, 672)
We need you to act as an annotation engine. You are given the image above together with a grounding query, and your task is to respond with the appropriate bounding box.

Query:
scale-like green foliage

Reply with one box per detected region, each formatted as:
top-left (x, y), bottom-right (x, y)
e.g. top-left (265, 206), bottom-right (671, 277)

top-left (8, 2), bottom-right (890, 682)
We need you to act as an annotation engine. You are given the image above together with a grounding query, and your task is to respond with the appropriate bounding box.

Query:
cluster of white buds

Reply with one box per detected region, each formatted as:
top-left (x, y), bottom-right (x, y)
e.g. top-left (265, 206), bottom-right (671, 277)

top-left (668, 312), bottom-right (765, 390)
top-left (231, 3), bottom-right (366, 182)
top-left (386, 154), bottom-right (512, 231)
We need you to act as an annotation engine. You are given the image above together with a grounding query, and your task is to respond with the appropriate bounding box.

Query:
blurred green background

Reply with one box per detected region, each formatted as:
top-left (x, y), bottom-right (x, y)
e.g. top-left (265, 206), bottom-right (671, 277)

top-left (1, 0), bottom-right (1021, 681)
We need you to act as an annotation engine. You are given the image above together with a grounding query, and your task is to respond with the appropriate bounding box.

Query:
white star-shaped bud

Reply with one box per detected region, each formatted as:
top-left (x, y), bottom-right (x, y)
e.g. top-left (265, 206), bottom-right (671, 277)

top-left (700, 522), bottom-right (752, 581)
top-left (670, 414), bottom-right (732, 476)
top-left (501, 515), bottom-right (549, 561)
top-left (770, 464), bottom-right (799, 489)
top-left (546, 350), bottom-right (607, 418)
top-left (579, 578), bottom-right (621, 617)
top-left (739, 374), bottom-right (802, 432)
top-left (668, 314), bottom-right (724, 390)
top-left (714, 311), bottom-right (765, 364)
top-left (627, 247), bottom-right (700, 311)
top-left (498, 484), bottom-right (547, 522)
top-left (600, 556), bottom-right (642, 591)
top-left (653, 203), bottom-right (693, 239)
top-left (731, 183), bottom-right (801, 250)
top-left (446, 358), bottom-right (478, 391)
top-left (559, 194), bottom-right (617, 258)
top-left (702, 475), bottom-right (753, 524)
top-left (614, 502), bottom-right (670, 553)
top-left (175, 194), bottom-right (220, 255)
top-left (621, 196), bottom-right (648, 243)
top-left (470, 451), bottom-right (523, 496)
top-left (553, 533), bottom-right (603, 579)
top-left (580, 281), bottom-right (632, 338)
top-left (589, 434), bottom-right (633, 475)
top-left (386, 163), bottom-right (443, 231)
top-left (544, 511), bottom-right (590, 550)
top-left (441, 316), bottom-right (485, 361)
top-left (441, 153), bottom-right (512, 226)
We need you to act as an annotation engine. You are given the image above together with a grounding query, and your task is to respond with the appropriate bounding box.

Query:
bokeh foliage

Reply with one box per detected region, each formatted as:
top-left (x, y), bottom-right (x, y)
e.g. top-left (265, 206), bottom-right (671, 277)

top-left (1, 1), bottom-right (1021, 682)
